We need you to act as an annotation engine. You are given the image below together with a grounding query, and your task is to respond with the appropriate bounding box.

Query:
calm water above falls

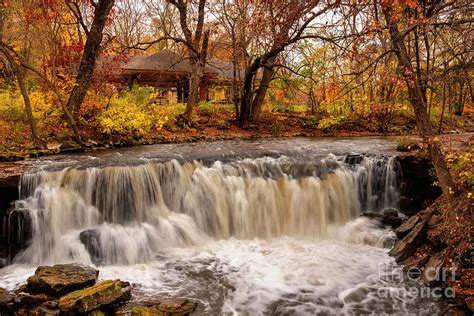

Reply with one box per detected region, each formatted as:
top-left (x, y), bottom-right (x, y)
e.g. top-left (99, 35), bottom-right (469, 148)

top-left (0, 138), bottom-right (442, 315)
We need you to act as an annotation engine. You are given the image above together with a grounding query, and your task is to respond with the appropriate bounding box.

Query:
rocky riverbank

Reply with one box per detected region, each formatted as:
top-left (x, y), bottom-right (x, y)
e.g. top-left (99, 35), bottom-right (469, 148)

top-left (388, 190), bottom-right (474, 314)
top-left (0, 264), bottom-right (197, 315)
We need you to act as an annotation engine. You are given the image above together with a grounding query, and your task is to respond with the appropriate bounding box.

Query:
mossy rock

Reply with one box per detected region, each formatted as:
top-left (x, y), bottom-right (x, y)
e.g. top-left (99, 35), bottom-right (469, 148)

top-left (132, 306), bottom-right (162, 316)
top-left (131, 298), bottom-right (197, 316)
top-left (59, 280), bottom-right (131, 313)
top-left (27, 264), bottom-right (99, 296)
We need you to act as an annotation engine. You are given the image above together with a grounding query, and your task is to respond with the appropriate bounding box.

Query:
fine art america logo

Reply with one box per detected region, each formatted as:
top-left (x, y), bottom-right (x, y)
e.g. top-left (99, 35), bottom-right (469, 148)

top-left (378, 264), bottom-right (456, 299)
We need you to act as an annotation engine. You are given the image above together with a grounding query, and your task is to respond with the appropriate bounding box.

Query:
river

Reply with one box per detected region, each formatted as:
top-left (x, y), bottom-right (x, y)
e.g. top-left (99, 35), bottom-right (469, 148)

top-left (0, 137), bottom-right (443, 314)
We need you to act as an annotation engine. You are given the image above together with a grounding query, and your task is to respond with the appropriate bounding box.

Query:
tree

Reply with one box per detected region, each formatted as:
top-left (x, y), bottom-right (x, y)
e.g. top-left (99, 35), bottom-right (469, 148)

top-left (378, 0), bottom-right (461, 201)
top-left (236, 0), bottom-right (335, 125)
top-left (167, 0), bottom-right (210, 124)
top-left (0, 0), bottom-right (40, 144)
top-left (0, 0), bottom-right (115, 143)
top-left (65, 0), bottom-right (115, 118)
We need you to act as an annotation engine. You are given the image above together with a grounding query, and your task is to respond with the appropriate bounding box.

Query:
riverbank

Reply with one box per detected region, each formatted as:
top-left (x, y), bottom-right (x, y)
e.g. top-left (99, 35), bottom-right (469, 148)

top-left (1, 104), bottom-right (472, 162)
top-left (389, 189), bottom-right (474, 314)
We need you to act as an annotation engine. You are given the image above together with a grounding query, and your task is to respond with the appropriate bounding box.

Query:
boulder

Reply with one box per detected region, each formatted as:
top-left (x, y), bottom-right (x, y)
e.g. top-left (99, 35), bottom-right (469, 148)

top-left (393, 215), bottom-right (420, 239)
top-left (382, 208), bottom-right (399, 218)
top-left (27, 264), bottom-right (99, 296)
top-left (361, 212), bottom-right (402, 228)
top-left (79, 229), bottom-right (102, 265)
top-left (58, 280), bottom-right (131, 313)
top-left (389, 219), bottom-right (428, 262)
top-left (0, 288), bottom-right (14, 312)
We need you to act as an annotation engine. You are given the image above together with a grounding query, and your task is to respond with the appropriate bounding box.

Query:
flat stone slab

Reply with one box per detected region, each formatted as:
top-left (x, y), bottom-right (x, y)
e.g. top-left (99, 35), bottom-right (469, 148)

top-left (27, 264), bottom-right (99, 296)
top-left (59, 280), bottom-right (131, 313)
top-left (389, 219), bottom-right (428, 262)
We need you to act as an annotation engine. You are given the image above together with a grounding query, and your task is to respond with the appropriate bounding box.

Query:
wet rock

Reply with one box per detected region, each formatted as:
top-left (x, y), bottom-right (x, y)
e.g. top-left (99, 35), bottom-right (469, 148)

top-left (156, 298), bottom-right (197, 315)
top-left (127, 297), bottom-right (197, 316)
top-left (344, 154), bottom-right (363, 165)
top-left (0, 287), bottom-right (14, 312)
top-left (400, 254), bottom-right (430, 272)
top-left (360, 212), bottom-right (402, 228)
top-left (397, 156), bottom-right (442, 214)
top-left (13, 284), bottom-right (28, 295)
top-left (44, 300), bottom-right (59, 309)
top-left (58, 280), bottom-right (131, 313)
top-left (422, 250), bottom-right (447, 284)
top-left (15, 292), bottom-right (51, 307)
top-left (131, 306), bottom-right (162, 316)
top-left (27, 264), bottom-right (99, 296)
top-left (27, 304), bottom-right (61, 315)
top-left (389, 220), bottom-right (428, 262)
top-left (0, 208), bottom-right (32, 263)
top-left (393, 215), bottom-right (420, 239)
top-left (79, 229), bottom-right (102, 265)
top-left (382, 208), bottom-right (399, 217)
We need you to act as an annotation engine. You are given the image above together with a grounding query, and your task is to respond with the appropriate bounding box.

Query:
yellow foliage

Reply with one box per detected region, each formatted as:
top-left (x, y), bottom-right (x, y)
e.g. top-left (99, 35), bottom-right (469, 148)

top-left (97, 87), bottom-right (170, 138)
top-left (444, 151), bottom-right (474, 187)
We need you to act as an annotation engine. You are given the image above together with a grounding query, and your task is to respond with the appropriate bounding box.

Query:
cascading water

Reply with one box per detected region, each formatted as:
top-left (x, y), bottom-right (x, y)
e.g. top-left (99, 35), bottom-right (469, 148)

top-left (12, 155), bottom-right (399, 265)
top-left (0, 145), bottom-right (442, 314)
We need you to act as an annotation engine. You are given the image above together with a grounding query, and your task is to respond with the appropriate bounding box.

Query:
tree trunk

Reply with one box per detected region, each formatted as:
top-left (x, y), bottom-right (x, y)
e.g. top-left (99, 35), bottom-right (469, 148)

top-left (250, 57), bottom-right (275, 120)
top-left (383, 5), bottom-right (457, 202)
top-left (439, 81), bottom-right (446, 134)
top-left (16, 67), bottom-right (40, 144)
top-left (182, 30), bottom-right (209, 123)
top-left (67, 0), bottom-right (115, 117)
top-left (239, 58), bottom-right (261, 125)
top-left (183, 59), bottom-right (203, 122)
top-left (232, 47), bottom-right (240, 119)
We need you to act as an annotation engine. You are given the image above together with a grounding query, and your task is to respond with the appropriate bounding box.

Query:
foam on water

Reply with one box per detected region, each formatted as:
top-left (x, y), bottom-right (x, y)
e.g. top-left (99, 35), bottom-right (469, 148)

top-left (0, 219), bottom-right (440, 314)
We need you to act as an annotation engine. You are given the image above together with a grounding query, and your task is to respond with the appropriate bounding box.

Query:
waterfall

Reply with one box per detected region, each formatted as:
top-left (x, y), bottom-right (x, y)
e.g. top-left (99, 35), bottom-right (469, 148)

top-left (11, 155), bottom-right (401, 265)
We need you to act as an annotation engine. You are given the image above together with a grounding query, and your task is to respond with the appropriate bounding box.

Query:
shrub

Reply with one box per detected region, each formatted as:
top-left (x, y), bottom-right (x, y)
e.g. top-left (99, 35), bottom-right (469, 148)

top-left (445, 151), bottom-right (474, 188)
top-left (0, 91), bottom-right (26, 121)
top-left (217, 120), bottom-right (229, 130)
top-left (317, 115), bottom-right (346, 131)
top-left (97, 88), bottom-right (168, 139)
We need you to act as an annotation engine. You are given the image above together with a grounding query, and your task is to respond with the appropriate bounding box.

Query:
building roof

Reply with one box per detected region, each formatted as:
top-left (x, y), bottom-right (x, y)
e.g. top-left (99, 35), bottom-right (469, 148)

top-left (121, 50), bottom-right (240, 81)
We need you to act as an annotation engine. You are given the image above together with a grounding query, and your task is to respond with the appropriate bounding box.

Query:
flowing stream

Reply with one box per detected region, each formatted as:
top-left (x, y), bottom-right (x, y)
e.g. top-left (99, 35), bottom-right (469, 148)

top-left (0, 138), bottom-right (443, 314)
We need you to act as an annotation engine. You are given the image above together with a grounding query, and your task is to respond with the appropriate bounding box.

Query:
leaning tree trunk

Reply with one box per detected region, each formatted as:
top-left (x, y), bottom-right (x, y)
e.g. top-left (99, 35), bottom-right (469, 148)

top-left (250, 57), bottom-right (276, 120)
top-left (67, 0), bottom-right (115, 117)
top-left (16, 67), bottom-right (40, 144)
top-left (0, 43), bottom-right (40, 144)
top-left (383, 5), bottom-right (457, 202)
